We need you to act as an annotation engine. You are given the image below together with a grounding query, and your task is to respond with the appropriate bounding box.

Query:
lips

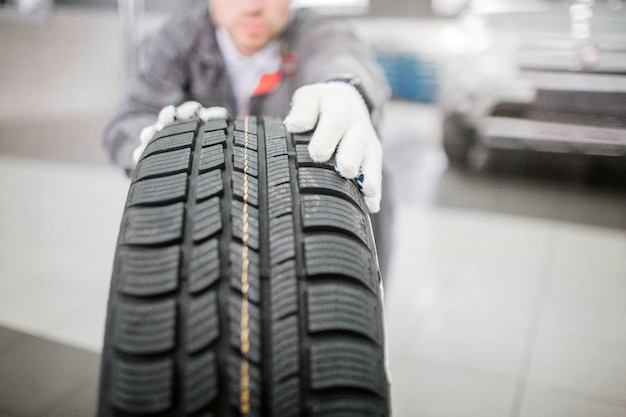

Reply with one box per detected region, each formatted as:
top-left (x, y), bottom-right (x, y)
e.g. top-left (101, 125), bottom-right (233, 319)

top-left (240, 20), bottom-right (265, 35)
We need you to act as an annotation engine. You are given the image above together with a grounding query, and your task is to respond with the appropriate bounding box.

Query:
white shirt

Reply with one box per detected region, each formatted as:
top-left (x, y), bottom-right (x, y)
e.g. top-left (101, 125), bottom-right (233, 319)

top-left (215, 26), bottom-right (282, 114)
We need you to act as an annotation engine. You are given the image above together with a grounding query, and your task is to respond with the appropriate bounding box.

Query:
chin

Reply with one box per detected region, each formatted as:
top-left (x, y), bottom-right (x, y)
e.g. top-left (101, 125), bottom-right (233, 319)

top-left (239, 37), bottom-right (269, 53)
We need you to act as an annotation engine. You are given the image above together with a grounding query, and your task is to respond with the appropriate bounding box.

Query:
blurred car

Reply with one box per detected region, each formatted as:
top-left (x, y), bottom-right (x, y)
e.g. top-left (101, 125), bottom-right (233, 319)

top-left (437, 0), bottom-right (626, 169)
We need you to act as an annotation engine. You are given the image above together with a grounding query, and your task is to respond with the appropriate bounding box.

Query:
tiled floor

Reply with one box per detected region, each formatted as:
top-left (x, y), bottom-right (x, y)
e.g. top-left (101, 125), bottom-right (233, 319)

top-left (385, 206), bottom-right (626, 416)
top-left (1, 5), bottom-right (626, 417)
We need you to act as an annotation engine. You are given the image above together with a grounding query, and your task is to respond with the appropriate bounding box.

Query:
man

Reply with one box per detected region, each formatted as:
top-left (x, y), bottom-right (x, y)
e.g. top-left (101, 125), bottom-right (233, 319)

top-left (104, 0), bottom-right (393, 274)
top-left (103, 0), bottom-right (390, 214)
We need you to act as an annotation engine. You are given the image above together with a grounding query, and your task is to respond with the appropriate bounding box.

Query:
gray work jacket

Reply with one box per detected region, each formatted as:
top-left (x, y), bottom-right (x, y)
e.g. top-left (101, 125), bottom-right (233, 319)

top-left (102, 4), bottom-right (390, 173)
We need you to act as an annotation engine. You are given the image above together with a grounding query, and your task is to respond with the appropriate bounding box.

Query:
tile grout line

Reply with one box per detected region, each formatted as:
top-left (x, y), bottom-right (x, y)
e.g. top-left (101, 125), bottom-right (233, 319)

top-left (508, 229), bottom-right (559, 417)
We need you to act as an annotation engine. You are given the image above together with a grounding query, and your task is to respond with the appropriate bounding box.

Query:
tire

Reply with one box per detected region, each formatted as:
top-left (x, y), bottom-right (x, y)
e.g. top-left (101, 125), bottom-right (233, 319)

top-left (98, 116), bottom-right (390, 417)
top-left (442, 112), bottom-right (476, 168)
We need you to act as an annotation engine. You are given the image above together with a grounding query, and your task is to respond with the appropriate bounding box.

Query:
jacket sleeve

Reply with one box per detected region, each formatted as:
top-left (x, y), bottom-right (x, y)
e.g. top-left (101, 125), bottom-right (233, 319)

top-left (293, 11), bottom-right (391, 129)
top-left (102, 17), bottom-right (196, 173)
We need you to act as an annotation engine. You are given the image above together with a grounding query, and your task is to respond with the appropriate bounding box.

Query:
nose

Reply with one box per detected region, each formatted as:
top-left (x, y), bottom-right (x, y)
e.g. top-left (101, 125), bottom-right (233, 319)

top-left (244, 0), bottom-right (263, 14)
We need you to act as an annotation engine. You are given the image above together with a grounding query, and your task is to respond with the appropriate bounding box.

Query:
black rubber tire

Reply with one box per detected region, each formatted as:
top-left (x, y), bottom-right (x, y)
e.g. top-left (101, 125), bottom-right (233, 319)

top-left (98, 117), bottom-right (390, 417)
top-left (442, 112), bottom-right (476, 169)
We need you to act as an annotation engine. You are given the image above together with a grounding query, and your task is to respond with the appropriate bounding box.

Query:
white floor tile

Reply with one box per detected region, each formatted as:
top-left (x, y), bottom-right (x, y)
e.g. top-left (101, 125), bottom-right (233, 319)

top-left (390, 358), bottom-right (516, 417)
top-left (0, 271), bottom-right (41, 304)
top-left (528, 339), bottom-right (626, 402)
top-left (440, 265), bottom-right (543, 328)
top-left (549, 225), bottom-right (626, 303)
top-left (536, 223), bottom-right (626, 351)
top-left (387, 207), bottom-right (551, 377)
top-left (406, 309), bottom-right (528, 377)
top-left (0, 283), bottom-right (95, 338)
top-left (0, 155), bottom-right (128, 350)
top-left (539, 292), bottom-right (626, 351)
top-left (45, 294), bottom-right (109, 353)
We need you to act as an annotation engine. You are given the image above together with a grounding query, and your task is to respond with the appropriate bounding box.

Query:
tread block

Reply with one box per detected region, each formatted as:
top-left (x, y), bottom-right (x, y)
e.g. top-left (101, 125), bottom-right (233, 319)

top-left (135, 148), bottom-right (191, 181)
top-left (293, 132), bottom-right (312, 144)
top-left (269, 215), bottom-right (295, 266)
top-left (267, 155), bottom-right (290, 187)
top-left (271, 376), bottom-right (301, 417)
top-left (117, 245), bottom-right (179, 296)
top-left (271, 319), bottom-right (301, 417)
top-left (295, 144), bottom-right (334, 169)
top-left (268, 183), bottom-right (292, 219)
top-left (295, 144), bottom-right (313, 165)
top-left (189, 238), bottom-right (220, 294)
top-left (203, 119), bottom-right (228, 133)
top-left (304, 234), bottom-right (376, 293)
top-left (233, 147), bottom-right (259, 177)
top-left (311, 393), bottom-right (388, 417)
top-left (266, 138), bottom-right (288, 158)
top-left (271, 315), bottom-right (300, 381)
top-left (270, 260), bottom-right (298, 320)
top-left (196, 170), bottom-right (223, 202)
top-left (193, 197), bottom-right (222, 242)
top-left (263, 116), bottom-right (286, 138)
top-left (233, 171), bottom-right (259, 207)
top-left (123, 203), bottom-right (184, 245)
top-left (235, 116), bottom-right (257, 134)
top-left (110, 357), bottom-right (173, 414)
top-left (302, 194), bottom-right (369, 246)
top-left (199, 144), bottom-right (225, 173)
top-left (184, 350), bottom-right (218, 413)
top-left (235, 131), bottom-right (258, 151)
top-left (202, 129), bottom-right (227, 147)
top-left (310, 337), bottom-right (386, 396)
top-left (227, 354), bottom-right (262, 414)
top-left (298, 167), bottom-right (364, 212)
top-left (232, 200), bottom-right (260, 250)
top-left (155, 120), bottom-right (198, 139)
top-left (229, 295), bottom-right (262, 364)
top-left (308, 281), bottom-right (381, 343)
top-left (144, 132), bottom-right (194, 157)
top-left (186, 289), bottom-right (220, 354)
top-left (128, 173), bottom-right (187, 207)
top-left (113, 298), bottom-right (177, 355)
top-left (229, 242), bottom-right (261, 304)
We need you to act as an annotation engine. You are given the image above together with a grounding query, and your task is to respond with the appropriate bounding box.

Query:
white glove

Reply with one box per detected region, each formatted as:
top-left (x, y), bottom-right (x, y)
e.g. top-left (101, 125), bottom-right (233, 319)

top-left (284, 82), bottom-right (382, 213)
top-left (133, 101), bottom-right (228, 163)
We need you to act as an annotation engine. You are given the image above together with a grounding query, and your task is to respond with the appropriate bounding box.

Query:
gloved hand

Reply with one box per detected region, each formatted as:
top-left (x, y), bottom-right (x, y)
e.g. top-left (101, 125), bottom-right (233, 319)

top-left (133, 101), bottom-right (228, 163)
top-left (283, 82), bottom-right (382, 213)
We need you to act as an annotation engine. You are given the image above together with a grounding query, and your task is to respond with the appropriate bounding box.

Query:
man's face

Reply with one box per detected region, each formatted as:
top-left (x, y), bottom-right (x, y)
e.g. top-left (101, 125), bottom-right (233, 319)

top-left (211, 0), bottom-right (291, 56)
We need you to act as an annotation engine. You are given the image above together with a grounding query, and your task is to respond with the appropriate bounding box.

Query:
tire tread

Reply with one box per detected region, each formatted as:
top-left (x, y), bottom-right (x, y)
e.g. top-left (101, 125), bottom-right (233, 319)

top-left (98, 117), bottom-right (388, 417)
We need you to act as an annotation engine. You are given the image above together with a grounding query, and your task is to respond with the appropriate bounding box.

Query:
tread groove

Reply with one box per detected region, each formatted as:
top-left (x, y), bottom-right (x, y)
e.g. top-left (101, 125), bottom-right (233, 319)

top-left (284, 119), bottom-right (310, 417)
top-left (216, 120), bottom-right (234, 417)
top-left (174, 119), bottom-right (203, 416)
top-left (258, 118), bottom-right (272, 417)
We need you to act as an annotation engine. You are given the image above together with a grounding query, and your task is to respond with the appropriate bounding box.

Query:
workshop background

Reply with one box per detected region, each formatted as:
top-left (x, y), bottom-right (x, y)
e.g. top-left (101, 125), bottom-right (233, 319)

top-left (1, 0), bottom-right (625, 416)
